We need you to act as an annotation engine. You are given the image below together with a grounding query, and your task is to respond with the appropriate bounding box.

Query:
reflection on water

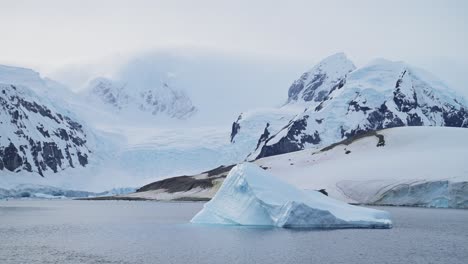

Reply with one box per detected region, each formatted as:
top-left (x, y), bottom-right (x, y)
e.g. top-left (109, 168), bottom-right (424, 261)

top-left (1, 200), bottom-right (467, 264)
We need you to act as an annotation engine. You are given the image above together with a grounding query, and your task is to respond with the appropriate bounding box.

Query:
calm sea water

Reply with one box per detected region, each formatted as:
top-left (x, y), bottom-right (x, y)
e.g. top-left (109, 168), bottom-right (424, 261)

top-left (0, 200), bottom-right (467, 264)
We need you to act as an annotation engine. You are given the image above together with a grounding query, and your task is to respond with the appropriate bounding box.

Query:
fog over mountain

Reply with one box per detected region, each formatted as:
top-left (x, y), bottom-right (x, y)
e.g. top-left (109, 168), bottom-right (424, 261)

top-left (48, 51), bottom-right (307, 126)
top-left (1, 0), bottom-right (467, 125)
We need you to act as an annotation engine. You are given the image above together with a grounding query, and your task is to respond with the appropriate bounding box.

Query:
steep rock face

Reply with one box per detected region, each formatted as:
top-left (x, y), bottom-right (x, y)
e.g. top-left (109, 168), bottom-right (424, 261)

top-left (86, 77), bottom-right (197, 119)
top-left (231, 54), bottom-right (468, 160)
top-left (0, 84), bottom-right (91, 176)
top-left (287, 52), bottom-right (356, 104)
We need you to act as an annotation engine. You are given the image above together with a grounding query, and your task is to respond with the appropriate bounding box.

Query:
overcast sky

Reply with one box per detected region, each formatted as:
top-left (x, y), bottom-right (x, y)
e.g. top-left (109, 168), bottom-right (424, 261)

top-left (1, 0), bottom-right (467, 121)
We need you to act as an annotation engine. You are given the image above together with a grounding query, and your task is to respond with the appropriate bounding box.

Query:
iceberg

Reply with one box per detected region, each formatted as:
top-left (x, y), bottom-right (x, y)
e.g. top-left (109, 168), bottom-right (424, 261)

top-left (191, 163), bottom-right (392, 229)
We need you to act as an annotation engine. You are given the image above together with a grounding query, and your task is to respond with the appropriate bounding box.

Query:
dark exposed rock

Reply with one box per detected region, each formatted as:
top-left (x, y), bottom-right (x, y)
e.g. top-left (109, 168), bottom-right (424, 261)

top-left (393, 70), bottom-right (419, 113)
top-left (136, 164), bottom-right (236, 194)
top-left (364, 103), bottom-right (405, 132)
top-left (315, 100), bottom-right (326, 111)
top-left (137, 175), bottom-right (222, 193)
top-left (315, 90), bottom-right (328, 102)
top-left (37, 125), bottom-right (50, 137)
top-left (230, 114), bottom-right (242, 143)
top-left (321, 130), bottom-right (386, 152)
top-left (77, 152), bottom-right (88, 167)
top-left (257, 116), bottom-right (321, 159)
top-left (430, 106), bottom-right (442, 112)
top-left (302, 74), bottom-right (326, 101)
top-left (42, 142), bottom-right (64, 173)
top-left (0, 84), bottom-right (90, 176)
top-left (17, 97), bottom-right (60, 123)
top-left (64, 146), bottom-right (74, 168)
top-left (256, 123), bottom-right (270, 149)
top-left (329, 78), bottom-right (346, 94)
top-left (348, 100), bottom-right (371, 113)
top-left (407, 113), bottom-right (423, 126)
top-left (318, 189), bottom-right (328, 196)
top-left (55, 128), bottom-right (69, 141)
top-left (203, 164), bottom-right (235, 177)
top-left (2, 143), bottom-right (23, 172)
top-left (443, 107), bottom-right (468, 127)
top-left (65, 118), bottom-right (83, 133)
top-left (288, 72), bottom-right (309, 101)
top-left (376, 134), bottom-right (385, 147)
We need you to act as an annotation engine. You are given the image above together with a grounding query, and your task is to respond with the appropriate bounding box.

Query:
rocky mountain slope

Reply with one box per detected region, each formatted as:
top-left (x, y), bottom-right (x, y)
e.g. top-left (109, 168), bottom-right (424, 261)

top-left (0, 83), bottom-right (91, 176)
top-left (230, 53), bottom-right (468, 160)
top-left (0, 64), bottom-right (206, 189)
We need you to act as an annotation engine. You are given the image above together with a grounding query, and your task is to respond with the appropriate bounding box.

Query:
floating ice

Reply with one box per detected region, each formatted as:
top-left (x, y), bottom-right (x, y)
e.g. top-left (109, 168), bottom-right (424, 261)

top-left (191, 163), bottom-right (392, 229)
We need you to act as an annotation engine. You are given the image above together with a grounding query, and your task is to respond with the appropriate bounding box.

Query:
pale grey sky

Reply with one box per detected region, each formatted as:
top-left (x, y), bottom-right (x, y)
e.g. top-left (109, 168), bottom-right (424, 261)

top-left (1, 0), bottom-right (467, 115)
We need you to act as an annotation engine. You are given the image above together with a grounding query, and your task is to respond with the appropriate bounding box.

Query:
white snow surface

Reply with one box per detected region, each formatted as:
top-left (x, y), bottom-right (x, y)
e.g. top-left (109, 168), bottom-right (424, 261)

top-left (191, 163), bottom-right (392, 228)
top-left (255, 127), bottom-right (468, 208)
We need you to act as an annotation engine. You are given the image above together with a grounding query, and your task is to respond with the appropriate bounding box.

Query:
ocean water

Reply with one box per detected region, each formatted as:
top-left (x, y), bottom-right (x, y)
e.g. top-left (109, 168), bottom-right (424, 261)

top-left (0, 200), bottom-right (467, 264)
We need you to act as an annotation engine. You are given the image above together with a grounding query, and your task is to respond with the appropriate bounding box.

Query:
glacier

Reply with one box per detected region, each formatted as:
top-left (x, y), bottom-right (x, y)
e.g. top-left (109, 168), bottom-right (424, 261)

top-left (0, 184), bottom-right (136, 199)
top-left (191, 163), bottom-right (392, 229)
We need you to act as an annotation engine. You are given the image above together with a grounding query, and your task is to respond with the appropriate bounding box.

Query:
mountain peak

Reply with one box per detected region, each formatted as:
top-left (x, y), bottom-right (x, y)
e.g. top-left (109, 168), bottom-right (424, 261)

top-left (287, 53), bottom-right (356, 103)
top-left (85, 75), bottom-right (197, 120)
top-left (314, 52), bottom-right (351, 67)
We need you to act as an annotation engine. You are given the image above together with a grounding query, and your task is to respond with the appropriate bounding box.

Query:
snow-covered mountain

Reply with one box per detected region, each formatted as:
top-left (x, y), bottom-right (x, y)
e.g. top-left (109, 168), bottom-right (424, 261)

top-left (2, 53), bottom-right (467, 201)
top-left (0, 64), bottom-right (234, 192)
top-left (0, 80), bottom-right (91, 176)
top-left (230, 53), bottom-right (468, 160)
top-left (84, 75), bottom-right (196, 119)
top-left (119, 127), bottom-right (468, 208)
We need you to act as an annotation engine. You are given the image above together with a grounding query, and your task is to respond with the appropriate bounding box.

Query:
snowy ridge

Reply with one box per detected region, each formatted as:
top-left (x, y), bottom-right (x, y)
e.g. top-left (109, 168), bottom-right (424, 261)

top-left (0, 65), bottom-right (47, 93)
top-left (191, 163), bottom-right (392, 228)
top-left (85, 74), bottom-right (197, 119)
top-left (230, 53), bottom-right (468, 160)
top-left (0, 64), bottom-right (81, 113)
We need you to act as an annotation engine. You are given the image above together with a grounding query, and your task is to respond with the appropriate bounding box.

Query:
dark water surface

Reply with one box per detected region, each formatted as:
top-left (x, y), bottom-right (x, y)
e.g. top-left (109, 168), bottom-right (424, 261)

top-left (1, 200), bottom-right (467, 264)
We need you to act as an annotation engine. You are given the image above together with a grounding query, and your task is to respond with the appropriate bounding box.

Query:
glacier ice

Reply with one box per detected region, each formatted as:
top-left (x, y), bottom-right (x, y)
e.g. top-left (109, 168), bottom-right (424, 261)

top-left (191, 163), bottom-right (392, 229)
